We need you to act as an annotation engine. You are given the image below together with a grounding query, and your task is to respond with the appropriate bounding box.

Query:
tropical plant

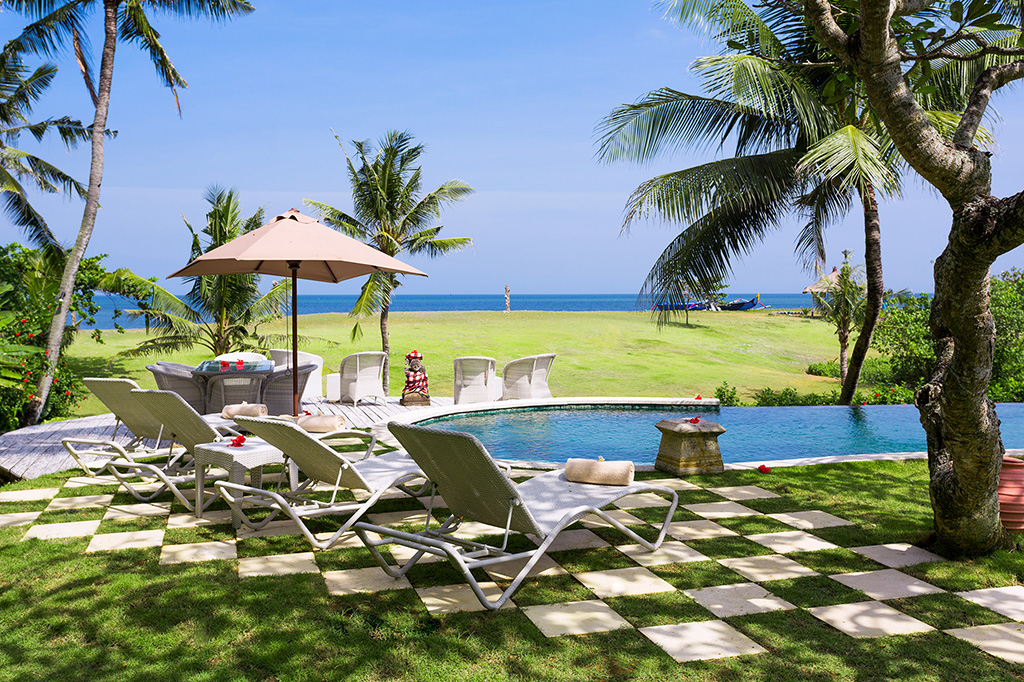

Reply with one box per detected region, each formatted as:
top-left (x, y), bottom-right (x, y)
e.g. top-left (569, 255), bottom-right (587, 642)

top-left (798, 0), bottom-right (1024, 554)
top-left (597, 0), bottom-right (991, 406)
top-left (305, 130), bottom-right (474, 392)
top-left (2, 0), bottom-right (255, 424)
top-left (103, 187), bottom-right (291, 358)
top-left (810, 251), bottom-right (865, 384)
top-left (0, 41), bottom-right (92, 249)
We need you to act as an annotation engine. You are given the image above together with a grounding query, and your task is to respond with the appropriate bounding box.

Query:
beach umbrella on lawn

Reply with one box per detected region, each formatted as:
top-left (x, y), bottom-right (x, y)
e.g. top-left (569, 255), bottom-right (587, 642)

top-left (802, 266), bottom-right (840, 294)
top-left (168, 208), bottom-right (427, 415)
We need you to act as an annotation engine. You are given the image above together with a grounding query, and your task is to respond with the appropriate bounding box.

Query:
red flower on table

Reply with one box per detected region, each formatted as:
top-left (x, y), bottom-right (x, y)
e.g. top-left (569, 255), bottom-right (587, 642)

top-left (229, 435), bottom-right (246, 447)
top-left (236, 359), bottom-right (244, 369)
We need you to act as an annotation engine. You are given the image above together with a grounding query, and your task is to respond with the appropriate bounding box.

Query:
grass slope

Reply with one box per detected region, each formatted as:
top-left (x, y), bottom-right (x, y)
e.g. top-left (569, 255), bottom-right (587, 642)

top-left (66, 310), bottom-right (844, 417)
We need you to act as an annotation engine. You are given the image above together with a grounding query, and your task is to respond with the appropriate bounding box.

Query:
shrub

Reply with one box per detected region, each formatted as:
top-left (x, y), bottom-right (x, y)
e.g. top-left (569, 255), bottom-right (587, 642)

top-left (714, 381), bottom-right (740, 406)
top-left (806, 359), bottom-right (840, 377)
top-left (854, 385), bottom-right (915, 405)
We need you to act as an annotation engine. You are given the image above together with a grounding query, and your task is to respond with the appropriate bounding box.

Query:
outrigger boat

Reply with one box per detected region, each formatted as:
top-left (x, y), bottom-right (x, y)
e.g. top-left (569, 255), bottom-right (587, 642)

top-left (718, 293), bottom-right (761, 311)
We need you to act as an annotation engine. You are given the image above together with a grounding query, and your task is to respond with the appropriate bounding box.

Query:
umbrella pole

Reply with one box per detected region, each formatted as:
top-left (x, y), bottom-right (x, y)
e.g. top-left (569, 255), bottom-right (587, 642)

top-left (290, 262), bottom-right (300, 416)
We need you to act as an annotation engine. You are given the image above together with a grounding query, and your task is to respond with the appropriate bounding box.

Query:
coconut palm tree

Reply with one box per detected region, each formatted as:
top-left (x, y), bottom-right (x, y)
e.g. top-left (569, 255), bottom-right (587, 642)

top-left (103, 187), bottom-right (291, 358)
top-left (597, 1), bottom-right (988, 404)
top-left (2, 0), bottom-right (255, 423)
top-left (305, 130), bottom-right (474, 393)
top-left (0, 41), bottom-right (91, 249)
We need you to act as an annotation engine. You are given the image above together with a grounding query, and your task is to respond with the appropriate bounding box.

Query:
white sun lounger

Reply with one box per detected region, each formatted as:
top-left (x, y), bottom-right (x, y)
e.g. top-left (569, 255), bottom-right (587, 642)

top-left (352, 422), bottom-right (679, 610)
top-left (214, 416), bottom-right (427, 549)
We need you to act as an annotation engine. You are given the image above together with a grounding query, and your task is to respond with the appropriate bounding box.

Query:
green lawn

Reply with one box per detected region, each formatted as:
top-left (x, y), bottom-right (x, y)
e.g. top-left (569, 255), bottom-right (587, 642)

top-left (0, 458), bottom-right (1020, 681)
top-left (66, 310), bottom-right (846, 416)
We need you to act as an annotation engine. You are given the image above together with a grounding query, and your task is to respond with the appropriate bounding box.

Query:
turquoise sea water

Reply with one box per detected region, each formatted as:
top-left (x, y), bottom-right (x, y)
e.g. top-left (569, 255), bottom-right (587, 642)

top-left (420, 403), bottom-right (1024, 465)
top-left (86, 292), bottom-right (815, 329)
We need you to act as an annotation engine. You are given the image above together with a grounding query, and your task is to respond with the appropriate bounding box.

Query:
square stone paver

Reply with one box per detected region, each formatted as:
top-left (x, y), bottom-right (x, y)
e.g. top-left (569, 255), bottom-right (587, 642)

top-left (573, 566), bottom-right (676, 598)
top-left (684, 582), bottom-right (796, 617)
top-left (387, 539), bottom-right (443, 565)
top-left (64, 475), bottom-right (119, 488)
top-left (324, 566), bottom-right (413, 595)
top-left (87, 530), bottom-right (164, 552)
top-left (452, 520), bottom-right (508, 538)
top-left (851, 543), bottom-right (946, 568)
top-left (945, 622), bottom-right (1024, 664)
top-left (617, 541), bottom-right (709, 567)
top-left (708, 486), bottom-right (780, 501)
top-left (22, 519), bottom-right (101, 540)
top-left (236, 519), bottom-right (301, 539)
top-left (238, 552), bottom-right (319, 578)
top-left (768, 511), bottom-right (854, 529)
top-left (529, 529), bottom-right (609, 552)
top-left (522, 600), bottom-right (632, 637)
top-left (159, 541), bottom-right (236, 564)
top-left (807, 600), bottom-right (935, 638)
top-left (745, 530), bottom-right (839, 554)
top-left (167, 509), bottom-right (234, 528)
top-left (0, 487), bottom-right (59, 502)
top-left (367, 509), bottom-right (432, 527)
top-left (416, 582), bottom-right (513, 614)
top-left (667, 519), bottom-right (738, 540)
top-left (614, 493), bottom-right (673, 509)
top-left (640, 620), bottom-right (766, 662)
top-left (416, 494), bottom-right (448, 509)
top-left (718, 555), bottom-right (819, 582)
top-left (955, 586), bottom-right (1024, 621)
top-left (352, 488), bottom-right (410, 502)
top-left (0, 511), bottom-right (41, 528)
top-left (483, 554), bottom-right (567, 582)
top-left (103, 502), bottom-right (171, 520)
top-left (643, 477), bottom-right (702, 491)
top-left (313, 530), bottom-right (364, 550)
top-left (684, 501), bottom-right (762, 519)
top-left (44, 494), bottom-right (113, 511)
top-left (831, 569), bottom-right (946, 600)
top-left (578, 509), bottom-right (647, 529)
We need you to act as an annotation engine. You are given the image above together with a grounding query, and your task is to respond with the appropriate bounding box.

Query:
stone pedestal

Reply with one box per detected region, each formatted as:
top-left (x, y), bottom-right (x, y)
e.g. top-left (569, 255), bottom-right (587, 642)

top-left (655, 418), bottom-right (726, 476)
top-left (401, 391), bottom-right (431, 406)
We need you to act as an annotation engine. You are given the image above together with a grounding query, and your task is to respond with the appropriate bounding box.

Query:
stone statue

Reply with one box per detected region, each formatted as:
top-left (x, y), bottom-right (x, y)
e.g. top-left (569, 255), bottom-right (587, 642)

top-left (401, 350), bottom-right (430, 405)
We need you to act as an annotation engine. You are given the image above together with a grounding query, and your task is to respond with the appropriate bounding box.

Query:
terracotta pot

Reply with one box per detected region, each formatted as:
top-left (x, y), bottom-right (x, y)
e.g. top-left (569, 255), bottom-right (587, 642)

top-left (998, 456), bottom-right (1024, 532)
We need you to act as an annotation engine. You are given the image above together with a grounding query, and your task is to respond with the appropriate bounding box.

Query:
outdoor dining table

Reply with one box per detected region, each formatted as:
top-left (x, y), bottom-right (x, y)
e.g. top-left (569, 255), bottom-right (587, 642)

top-left (191, 359), bottom-right (277, 378)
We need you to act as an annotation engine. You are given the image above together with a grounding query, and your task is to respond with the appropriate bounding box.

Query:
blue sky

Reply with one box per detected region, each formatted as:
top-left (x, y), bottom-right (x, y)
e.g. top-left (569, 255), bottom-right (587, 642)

top-left (1, 1), bottom-right (1023, 297)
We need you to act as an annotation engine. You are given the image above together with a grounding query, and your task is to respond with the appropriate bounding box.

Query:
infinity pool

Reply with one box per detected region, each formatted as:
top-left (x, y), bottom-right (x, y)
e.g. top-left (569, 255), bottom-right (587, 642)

top-left (419, 403), bottom-right (1024, 465)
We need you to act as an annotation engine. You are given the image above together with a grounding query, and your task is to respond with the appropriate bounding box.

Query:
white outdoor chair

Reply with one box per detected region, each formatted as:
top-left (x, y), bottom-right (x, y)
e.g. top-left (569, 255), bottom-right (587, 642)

top-left (62, 378), bottom-right (174, 475)
top-left (352, 422), bottom-right (678, 610)
top-left (501, 353), bottom-right (556, 400)
top-left (337, 351), bottom-right (387, 405)
top-left (453, 356), bottom-right (502, 404)
top-left (205, 373), bottom-right (265, 415)
top-left (215, 416), bottom-right (428, 547)
top-left (269, 349), bottom-right (324, 400)
top-left (213, 352), bottom-right (268, 363)
top-left (261, 363), bottom-right (317, 415)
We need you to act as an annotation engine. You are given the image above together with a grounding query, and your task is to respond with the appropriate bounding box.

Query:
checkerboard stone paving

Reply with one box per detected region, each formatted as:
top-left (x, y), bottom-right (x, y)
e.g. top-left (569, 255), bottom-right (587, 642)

top-left (4, 474), bottom-right (1024, 668)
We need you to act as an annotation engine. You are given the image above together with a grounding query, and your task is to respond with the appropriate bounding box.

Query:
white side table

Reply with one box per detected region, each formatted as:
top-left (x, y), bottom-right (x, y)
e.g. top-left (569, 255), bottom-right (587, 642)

top-left (194, 438), bottom-right (284, 528)
top-left (325, 373), bottom-right (341, 402)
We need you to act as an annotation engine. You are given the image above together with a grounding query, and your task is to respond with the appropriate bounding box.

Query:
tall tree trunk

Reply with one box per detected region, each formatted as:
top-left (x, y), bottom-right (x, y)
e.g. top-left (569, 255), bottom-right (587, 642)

top-left (838, 330), bottom-right (849, 385)
top-left (27, 0), bottom-right (119, 424)
top-left (839, 183), bottom-right (884, 404)
top-left (916, 201), bottom-right (1010, 556)
top-left (380, 299), bottom-right (390, 396)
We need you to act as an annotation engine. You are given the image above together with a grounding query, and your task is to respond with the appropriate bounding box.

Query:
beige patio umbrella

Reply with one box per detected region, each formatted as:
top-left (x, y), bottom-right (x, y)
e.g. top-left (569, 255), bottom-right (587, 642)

top-left (803, 266), bottom-right (839, 294)
top-left (168, 208), bottom-right (427, 415)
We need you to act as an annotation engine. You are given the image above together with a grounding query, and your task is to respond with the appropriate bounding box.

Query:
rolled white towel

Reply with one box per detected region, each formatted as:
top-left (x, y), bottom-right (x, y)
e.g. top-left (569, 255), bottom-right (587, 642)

top-left (564, 458), bottom-right (635, 486)
top-left (221, 402), bottom-right (269, 419)
top-left (296, 414), bottom-right (346, 433)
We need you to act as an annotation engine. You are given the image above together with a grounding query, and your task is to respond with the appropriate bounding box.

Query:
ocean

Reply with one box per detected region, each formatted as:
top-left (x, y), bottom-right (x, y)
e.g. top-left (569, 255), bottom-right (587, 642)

top-left (83, 292), bottom-right (815, 329)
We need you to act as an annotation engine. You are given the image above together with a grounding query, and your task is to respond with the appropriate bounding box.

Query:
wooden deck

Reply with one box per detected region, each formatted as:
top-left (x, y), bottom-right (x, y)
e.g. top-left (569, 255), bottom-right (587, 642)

top-left (0, 396), bottom-right (454, 482)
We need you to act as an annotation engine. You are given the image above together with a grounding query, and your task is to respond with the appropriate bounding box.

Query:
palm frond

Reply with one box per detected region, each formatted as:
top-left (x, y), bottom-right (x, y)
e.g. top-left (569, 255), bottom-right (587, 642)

top-left (797, 125), bottom-right (900, 197)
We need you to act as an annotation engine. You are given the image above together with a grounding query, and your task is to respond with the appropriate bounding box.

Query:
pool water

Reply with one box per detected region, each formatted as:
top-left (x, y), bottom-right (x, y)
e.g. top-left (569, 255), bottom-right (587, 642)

top-left (419, 404), bottom-right (1024, 465)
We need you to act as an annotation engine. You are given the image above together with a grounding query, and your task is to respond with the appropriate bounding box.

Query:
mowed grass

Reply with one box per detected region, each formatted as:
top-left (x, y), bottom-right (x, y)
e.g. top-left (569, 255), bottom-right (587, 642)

top-left (0, 459), bottom-right (1020, 682)
top-left (66, 310), bottom-right (844, 416)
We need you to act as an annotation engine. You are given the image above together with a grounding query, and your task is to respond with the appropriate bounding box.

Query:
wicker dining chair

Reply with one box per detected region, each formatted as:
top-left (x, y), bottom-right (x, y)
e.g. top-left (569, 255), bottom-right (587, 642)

top-left (205, 373), bottom-right (266, 415)
top-left (146, 363), bottom-right (207, 414)
top-left (261, 363), bottom-right (316, 415)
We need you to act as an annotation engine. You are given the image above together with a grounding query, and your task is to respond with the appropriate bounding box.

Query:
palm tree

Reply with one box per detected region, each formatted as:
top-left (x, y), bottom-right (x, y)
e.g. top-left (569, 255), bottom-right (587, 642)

top-left (306, 130), bottom-right (474, 393)
top-left (0, 41), bottom-right (91, 249)
top-left (103, 187), bottom-right (291, 358)
top-left (597, 1), bottom-right (986, 404)
top-left (2, 0), bottom-right (255, 424)
top-left (810, 251), bottom-right (865, 384)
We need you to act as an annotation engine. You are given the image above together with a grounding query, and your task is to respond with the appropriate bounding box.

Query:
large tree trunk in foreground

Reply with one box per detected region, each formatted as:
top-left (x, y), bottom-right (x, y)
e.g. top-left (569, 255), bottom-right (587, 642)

top-left (27, 0), bottom-right (119, 424)
top-left (915, 200), bottom-right (1014, 556)
top-left (839, 184), bottom-right (884, 405)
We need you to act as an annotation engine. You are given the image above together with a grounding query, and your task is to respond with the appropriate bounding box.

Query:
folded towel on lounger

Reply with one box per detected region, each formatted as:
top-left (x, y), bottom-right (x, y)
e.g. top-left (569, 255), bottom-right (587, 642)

top-left (221, 402), bottom-right (269, 419)
top-left (564, 458), bottom-right (634, 486)
top-left (296, 414), bottom-right (346, 433)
